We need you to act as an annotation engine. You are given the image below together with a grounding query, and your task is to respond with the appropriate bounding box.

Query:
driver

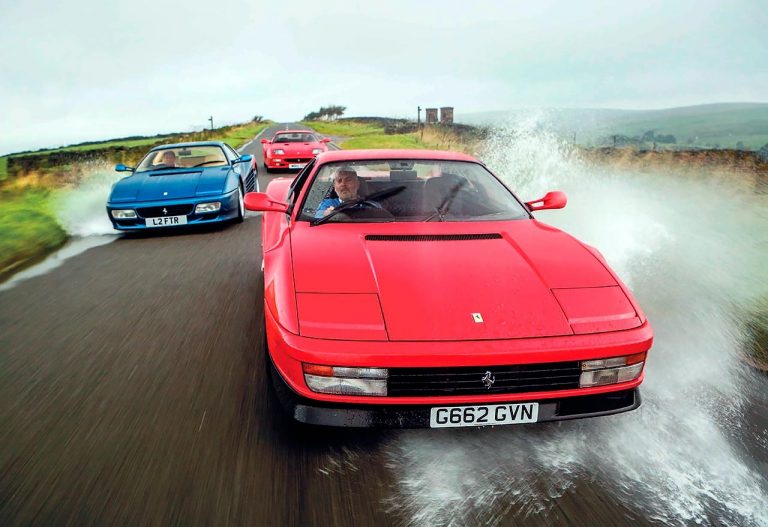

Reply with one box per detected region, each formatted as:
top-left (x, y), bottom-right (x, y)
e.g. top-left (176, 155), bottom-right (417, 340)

top-left (315, 168), bottom-right (382, 217)
top-left (159, 150), bottom-right (179, 168)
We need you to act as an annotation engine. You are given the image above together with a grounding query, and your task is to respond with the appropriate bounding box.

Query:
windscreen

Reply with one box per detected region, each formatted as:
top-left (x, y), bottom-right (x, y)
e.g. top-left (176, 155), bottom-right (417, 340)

top-left (273, 133), bottom-right (317, 143)
top-left (298, 160), bottom-right (530, 223)
top-left (135, 146), bottom-right (228, 172)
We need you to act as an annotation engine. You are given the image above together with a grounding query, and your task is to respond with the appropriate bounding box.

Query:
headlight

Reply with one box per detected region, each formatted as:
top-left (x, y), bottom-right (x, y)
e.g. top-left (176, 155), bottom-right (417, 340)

top-left (195, 202), bottom-right (221, 213)
top-left (272, 149), bottom-right (285, 155)
top-left (303, 363), bottom-right (388, 396)
top-left (111, 209), bottom-right (136, 219)
top-left (312, 148), bottom-right (322, 155)
top-left (579, 352), bottom-right (646, 387)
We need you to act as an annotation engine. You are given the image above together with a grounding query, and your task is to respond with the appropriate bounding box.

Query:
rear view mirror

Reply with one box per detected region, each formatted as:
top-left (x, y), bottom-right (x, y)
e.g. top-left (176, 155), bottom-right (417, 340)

top-left (238, 154), bottom-right (253, 163)
top-left (260, 139), bottom-right (270, 144)
top-left (244, 192), bottom-right (289, 213)
top-left (321, 137), bottom-right (331, 143)
top-left (525, 191), bottom-right (567, 211)
top-left (115, 164), bottom-right (134, 172)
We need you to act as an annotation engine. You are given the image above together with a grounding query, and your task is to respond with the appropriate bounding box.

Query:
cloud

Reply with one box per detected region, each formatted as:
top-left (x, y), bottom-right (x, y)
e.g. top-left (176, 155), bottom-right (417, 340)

top-left (1, 0), bottom-right (766, 153)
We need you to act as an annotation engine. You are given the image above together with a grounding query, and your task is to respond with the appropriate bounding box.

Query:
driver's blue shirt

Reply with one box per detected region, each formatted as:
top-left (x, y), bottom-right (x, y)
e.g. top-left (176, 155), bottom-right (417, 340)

top-left (314, 198), bottom-right (382, 218)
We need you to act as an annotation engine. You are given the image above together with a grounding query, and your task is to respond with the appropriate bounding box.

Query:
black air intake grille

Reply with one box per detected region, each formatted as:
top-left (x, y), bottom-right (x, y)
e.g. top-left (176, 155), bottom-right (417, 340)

top-left (365, 233), bottom-right (502, 242)
top-left (388, 362), bottom-right (581, 396)
top-left (137, 204), bottom-right (194, 218)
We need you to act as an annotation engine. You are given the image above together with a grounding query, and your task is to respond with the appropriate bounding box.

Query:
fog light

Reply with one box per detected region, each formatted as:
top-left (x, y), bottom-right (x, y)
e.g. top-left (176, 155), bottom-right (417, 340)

top-left (580, 352), bottom-right (646, 387)
top-left (195, 202), bottom-right (221, 213)
top-left (111, 209), bottom-right (136, 219)
top-left (303, 363), bottom-right (388, 396)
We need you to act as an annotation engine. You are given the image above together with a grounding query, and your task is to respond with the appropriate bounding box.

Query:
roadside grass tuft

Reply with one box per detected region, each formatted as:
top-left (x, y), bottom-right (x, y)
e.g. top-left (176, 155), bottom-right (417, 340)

top-left (208, 122), bottom-right (272, 149)
top-left (302, 120), bottom-right (384, 138)
top-left (0, 157), bottom-right (7, 182)
top-left (339, 133), bottom-right (428, 150)
top-left (0, 189), bottom-right (67, 277)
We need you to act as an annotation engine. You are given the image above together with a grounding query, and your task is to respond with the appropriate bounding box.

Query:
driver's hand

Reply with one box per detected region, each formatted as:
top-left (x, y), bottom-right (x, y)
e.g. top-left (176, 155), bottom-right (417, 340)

top-left (322, 206), bottom-right (335, 217)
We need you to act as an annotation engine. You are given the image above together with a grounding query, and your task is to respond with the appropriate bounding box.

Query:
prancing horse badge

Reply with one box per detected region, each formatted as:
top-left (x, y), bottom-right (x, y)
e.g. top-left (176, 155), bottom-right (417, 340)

top-left (472, 313), bottom-right (483, 323)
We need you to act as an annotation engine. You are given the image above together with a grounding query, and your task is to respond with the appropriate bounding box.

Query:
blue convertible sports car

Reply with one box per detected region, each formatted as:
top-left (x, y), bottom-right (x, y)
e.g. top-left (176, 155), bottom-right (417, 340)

top-left (107, 141), bottom-right (257, 230)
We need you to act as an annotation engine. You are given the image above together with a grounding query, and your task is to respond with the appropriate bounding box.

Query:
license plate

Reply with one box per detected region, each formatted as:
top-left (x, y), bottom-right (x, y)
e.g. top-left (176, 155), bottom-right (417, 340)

top-left (289, 163), bottom-right (306, 169)
top-left (429, 402), bottom-right (538, 428)
top-left (145, 215), bottom-right (187, 227)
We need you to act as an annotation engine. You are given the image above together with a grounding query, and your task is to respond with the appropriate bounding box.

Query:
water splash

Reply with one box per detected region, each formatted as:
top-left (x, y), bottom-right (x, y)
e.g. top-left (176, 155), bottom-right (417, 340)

top-left (52, 160), bottom-right (122, 236)
top-left (0, 161), bottom-right (120, 291)
top-left (385, 115), bottom-right (768, 526)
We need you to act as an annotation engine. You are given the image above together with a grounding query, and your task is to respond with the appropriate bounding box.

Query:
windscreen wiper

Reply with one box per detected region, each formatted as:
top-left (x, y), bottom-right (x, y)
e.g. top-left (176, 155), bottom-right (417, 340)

top-left (311, 186), bottom-right (406, 226)
top-left (424, 180), bottom-right (467, 222)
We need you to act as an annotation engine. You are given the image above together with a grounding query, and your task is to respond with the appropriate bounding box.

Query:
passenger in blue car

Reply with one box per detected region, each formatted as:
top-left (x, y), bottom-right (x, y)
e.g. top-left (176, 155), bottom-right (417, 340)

top-left (315, 167), bottom-right (382, 218)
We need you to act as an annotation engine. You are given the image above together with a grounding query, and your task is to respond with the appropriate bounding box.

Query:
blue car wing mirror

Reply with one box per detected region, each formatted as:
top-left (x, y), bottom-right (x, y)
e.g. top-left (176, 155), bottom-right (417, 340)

top-left (115, 164), bottom-right (135, 172)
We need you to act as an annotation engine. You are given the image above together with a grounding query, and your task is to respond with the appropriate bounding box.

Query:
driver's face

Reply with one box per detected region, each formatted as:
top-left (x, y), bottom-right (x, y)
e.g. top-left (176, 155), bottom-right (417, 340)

top-left (162, 152), bottom-right (177, 165)
top-left (334, 172), bottom-right (360, 201)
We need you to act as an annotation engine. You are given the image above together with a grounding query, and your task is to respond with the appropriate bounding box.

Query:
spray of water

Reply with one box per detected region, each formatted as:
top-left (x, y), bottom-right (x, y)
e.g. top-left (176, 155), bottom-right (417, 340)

top-left (383, 117), bottom-right (768, 526)
top-left (52, 160), bottom-right (123, 236)
top-left (1, 161), bottom-right (121, 291)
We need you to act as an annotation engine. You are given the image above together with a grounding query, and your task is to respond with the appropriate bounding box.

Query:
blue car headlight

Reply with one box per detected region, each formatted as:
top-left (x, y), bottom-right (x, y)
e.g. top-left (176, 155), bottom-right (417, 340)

top-left (111, 209), bottom-right (137, 219)
top-left (195, 202), bottom-right (221, 213)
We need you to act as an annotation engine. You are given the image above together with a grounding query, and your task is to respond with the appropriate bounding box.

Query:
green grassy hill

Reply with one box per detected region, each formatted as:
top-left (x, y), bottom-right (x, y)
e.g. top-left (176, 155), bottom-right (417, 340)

top-left (459, 103), bottom-right (768, 149)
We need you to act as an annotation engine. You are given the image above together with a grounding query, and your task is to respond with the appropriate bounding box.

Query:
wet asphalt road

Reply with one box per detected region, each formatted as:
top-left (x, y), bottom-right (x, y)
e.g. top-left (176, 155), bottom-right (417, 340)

top-left (2, 124), bottom-right (761, 526)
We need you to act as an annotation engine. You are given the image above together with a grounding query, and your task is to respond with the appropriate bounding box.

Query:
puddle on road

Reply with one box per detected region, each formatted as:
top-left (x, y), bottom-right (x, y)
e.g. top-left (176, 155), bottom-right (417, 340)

top-left (382, 122), bottom-right (768, 527)
top-left (0, 235), bottom-right (117, 292)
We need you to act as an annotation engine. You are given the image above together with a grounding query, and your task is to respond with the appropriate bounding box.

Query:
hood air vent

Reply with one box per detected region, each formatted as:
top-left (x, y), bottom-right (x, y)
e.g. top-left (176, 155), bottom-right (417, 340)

top-left (365, 234), bottom-right (502, 242)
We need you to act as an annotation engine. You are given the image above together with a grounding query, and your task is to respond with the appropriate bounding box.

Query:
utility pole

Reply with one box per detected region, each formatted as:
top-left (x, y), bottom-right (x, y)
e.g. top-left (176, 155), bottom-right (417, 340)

top-left (417, 106), bottom-right (422, 126)
top-left (209, 116), bottom-right (214, 131)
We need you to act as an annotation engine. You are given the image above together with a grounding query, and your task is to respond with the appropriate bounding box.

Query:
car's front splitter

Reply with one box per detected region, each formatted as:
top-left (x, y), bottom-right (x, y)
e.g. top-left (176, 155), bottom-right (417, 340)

top-left (269, 360), bottom-right (641, 428)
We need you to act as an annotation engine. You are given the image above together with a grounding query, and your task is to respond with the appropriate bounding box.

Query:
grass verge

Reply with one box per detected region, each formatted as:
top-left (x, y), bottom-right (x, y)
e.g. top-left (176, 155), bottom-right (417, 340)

top-left (0, 189), bottom-right (67, 280)
top-left (0, 156), bottom-right (7, 182)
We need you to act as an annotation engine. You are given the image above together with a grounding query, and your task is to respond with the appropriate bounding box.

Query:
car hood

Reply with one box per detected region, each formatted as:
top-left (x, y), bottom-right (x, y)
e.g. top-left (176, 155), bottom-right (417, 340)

top-left (290, 220), bottom-right (640, 340)
top-left (109, 167), bottom-right (232, 202)
top-left (268, 142), bottom-right (322, 156)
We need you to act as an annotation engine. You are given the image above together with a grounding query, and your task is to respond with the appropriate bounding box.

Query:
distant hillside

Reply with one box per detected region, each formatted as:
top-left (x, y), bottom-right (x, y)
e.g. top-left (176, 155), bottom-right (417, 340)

top-left (458, 103), bottom-right (768, 150)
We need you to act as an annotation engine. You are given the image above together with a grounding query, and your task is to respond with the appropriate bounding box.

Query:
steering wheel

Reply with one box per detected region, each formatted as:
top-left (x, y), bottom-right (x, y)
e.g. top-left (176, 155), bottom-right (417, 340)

top-left (338, 204), bottom-right (394, 220)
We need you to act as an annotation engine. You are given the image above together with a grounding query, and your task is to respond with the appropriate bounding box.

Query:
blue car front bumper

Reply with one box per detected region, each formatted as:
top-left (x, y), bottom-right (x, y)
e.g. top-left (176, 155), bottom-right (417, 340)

top-left (106, 189), bottom-right (240, 231)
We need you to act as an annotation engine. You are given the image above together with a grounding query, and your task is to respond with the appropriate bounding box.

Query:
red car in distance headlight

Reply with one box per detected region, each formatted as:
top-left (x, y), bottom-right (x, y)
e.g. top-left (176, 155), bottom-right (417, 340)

top-left (261, 130), bottom-right (331, 172)
top-left (244, 149), bottom-right (653, 428)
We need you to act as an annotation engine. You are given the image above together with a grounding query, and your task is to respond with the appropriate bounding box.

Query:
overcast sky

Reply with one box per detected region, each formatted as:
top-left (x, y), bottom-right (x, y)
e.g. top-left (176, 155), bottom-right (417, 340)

top-left (1, 0), bottom-right (766, 154)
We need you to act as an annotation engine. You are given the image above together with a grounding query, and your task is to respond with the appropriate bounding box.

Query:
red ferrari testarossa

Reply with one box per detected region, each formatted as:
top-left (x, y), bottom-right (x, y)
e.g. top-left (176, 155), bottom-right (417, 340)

top-left (245, 149), bottom-right (653, 428)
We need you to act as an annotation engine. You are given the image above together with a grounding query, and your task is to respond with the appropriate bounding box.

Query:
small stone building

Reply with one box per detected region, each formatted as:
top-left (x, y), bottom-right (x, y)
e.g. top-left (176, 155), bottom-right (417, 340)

top-left (440, 107), bottom-right (454, 124)
top-left (425, 108), bottom-right (438, 124)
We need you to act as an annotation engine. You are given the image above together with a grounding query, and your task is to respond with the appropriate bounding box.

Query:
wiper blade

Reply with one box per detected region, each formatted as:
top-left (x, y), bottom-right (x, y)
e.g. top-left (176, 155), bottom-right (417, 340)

top-left (311, 185), bottom-right (406, 226)
top-left (424, 180), bottom-right (467, 222)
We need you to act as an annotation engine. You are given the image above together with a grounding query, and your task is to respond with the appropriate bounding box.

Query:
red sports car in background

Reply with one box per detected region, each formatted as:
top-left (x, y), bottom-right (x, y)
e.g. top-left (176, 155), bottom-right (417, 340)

top-left (261, 130), bottom-right (332, 172)
top-left (245, 149), bottom-right (653, 428)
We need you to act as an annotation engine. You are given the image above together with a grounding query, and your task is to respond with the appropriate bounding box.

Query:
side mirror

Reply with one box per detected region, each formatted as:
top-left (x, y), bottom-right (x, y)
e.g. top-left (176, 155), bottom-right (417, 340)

top-left (115, 164), bottom-right (135, 172)
top-left (525, 191), bottom-right (567, 211)
top-left (321, 137), bottom-right (331, 143)
top-left (260, 139), bottom-right (270, 144)
top-left (238, 154), bottom-right (253, 163)
top-left (244, 192), bottom-right (289, 213)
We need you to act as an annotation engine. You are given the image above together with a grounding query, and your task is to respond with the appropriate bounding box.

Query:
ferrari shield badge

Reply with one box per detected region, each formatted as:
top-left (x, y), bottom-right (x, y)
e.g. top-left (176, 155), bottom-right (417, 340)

top-left (472, 313), bottom-right (484, 323)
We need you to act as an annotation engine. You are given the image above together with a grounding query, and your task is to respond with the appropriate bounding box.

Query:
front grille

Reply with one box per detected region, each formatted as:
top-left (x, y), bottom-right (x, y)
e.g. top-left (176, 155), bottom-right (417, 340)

top-left (388, 362), bottom-right (581, 396)
top-left (137, 204), bottom-right (194, 218)
top-left (366, 233), bottom-right (502, 242)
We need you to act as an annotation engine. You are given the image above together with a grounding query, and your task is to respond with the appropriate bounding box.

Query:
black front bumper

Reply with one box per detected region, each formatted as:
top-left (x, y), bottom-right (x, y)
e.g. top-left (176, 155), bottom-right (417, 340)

top-left (269, 363), bottom-right (641, 428)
